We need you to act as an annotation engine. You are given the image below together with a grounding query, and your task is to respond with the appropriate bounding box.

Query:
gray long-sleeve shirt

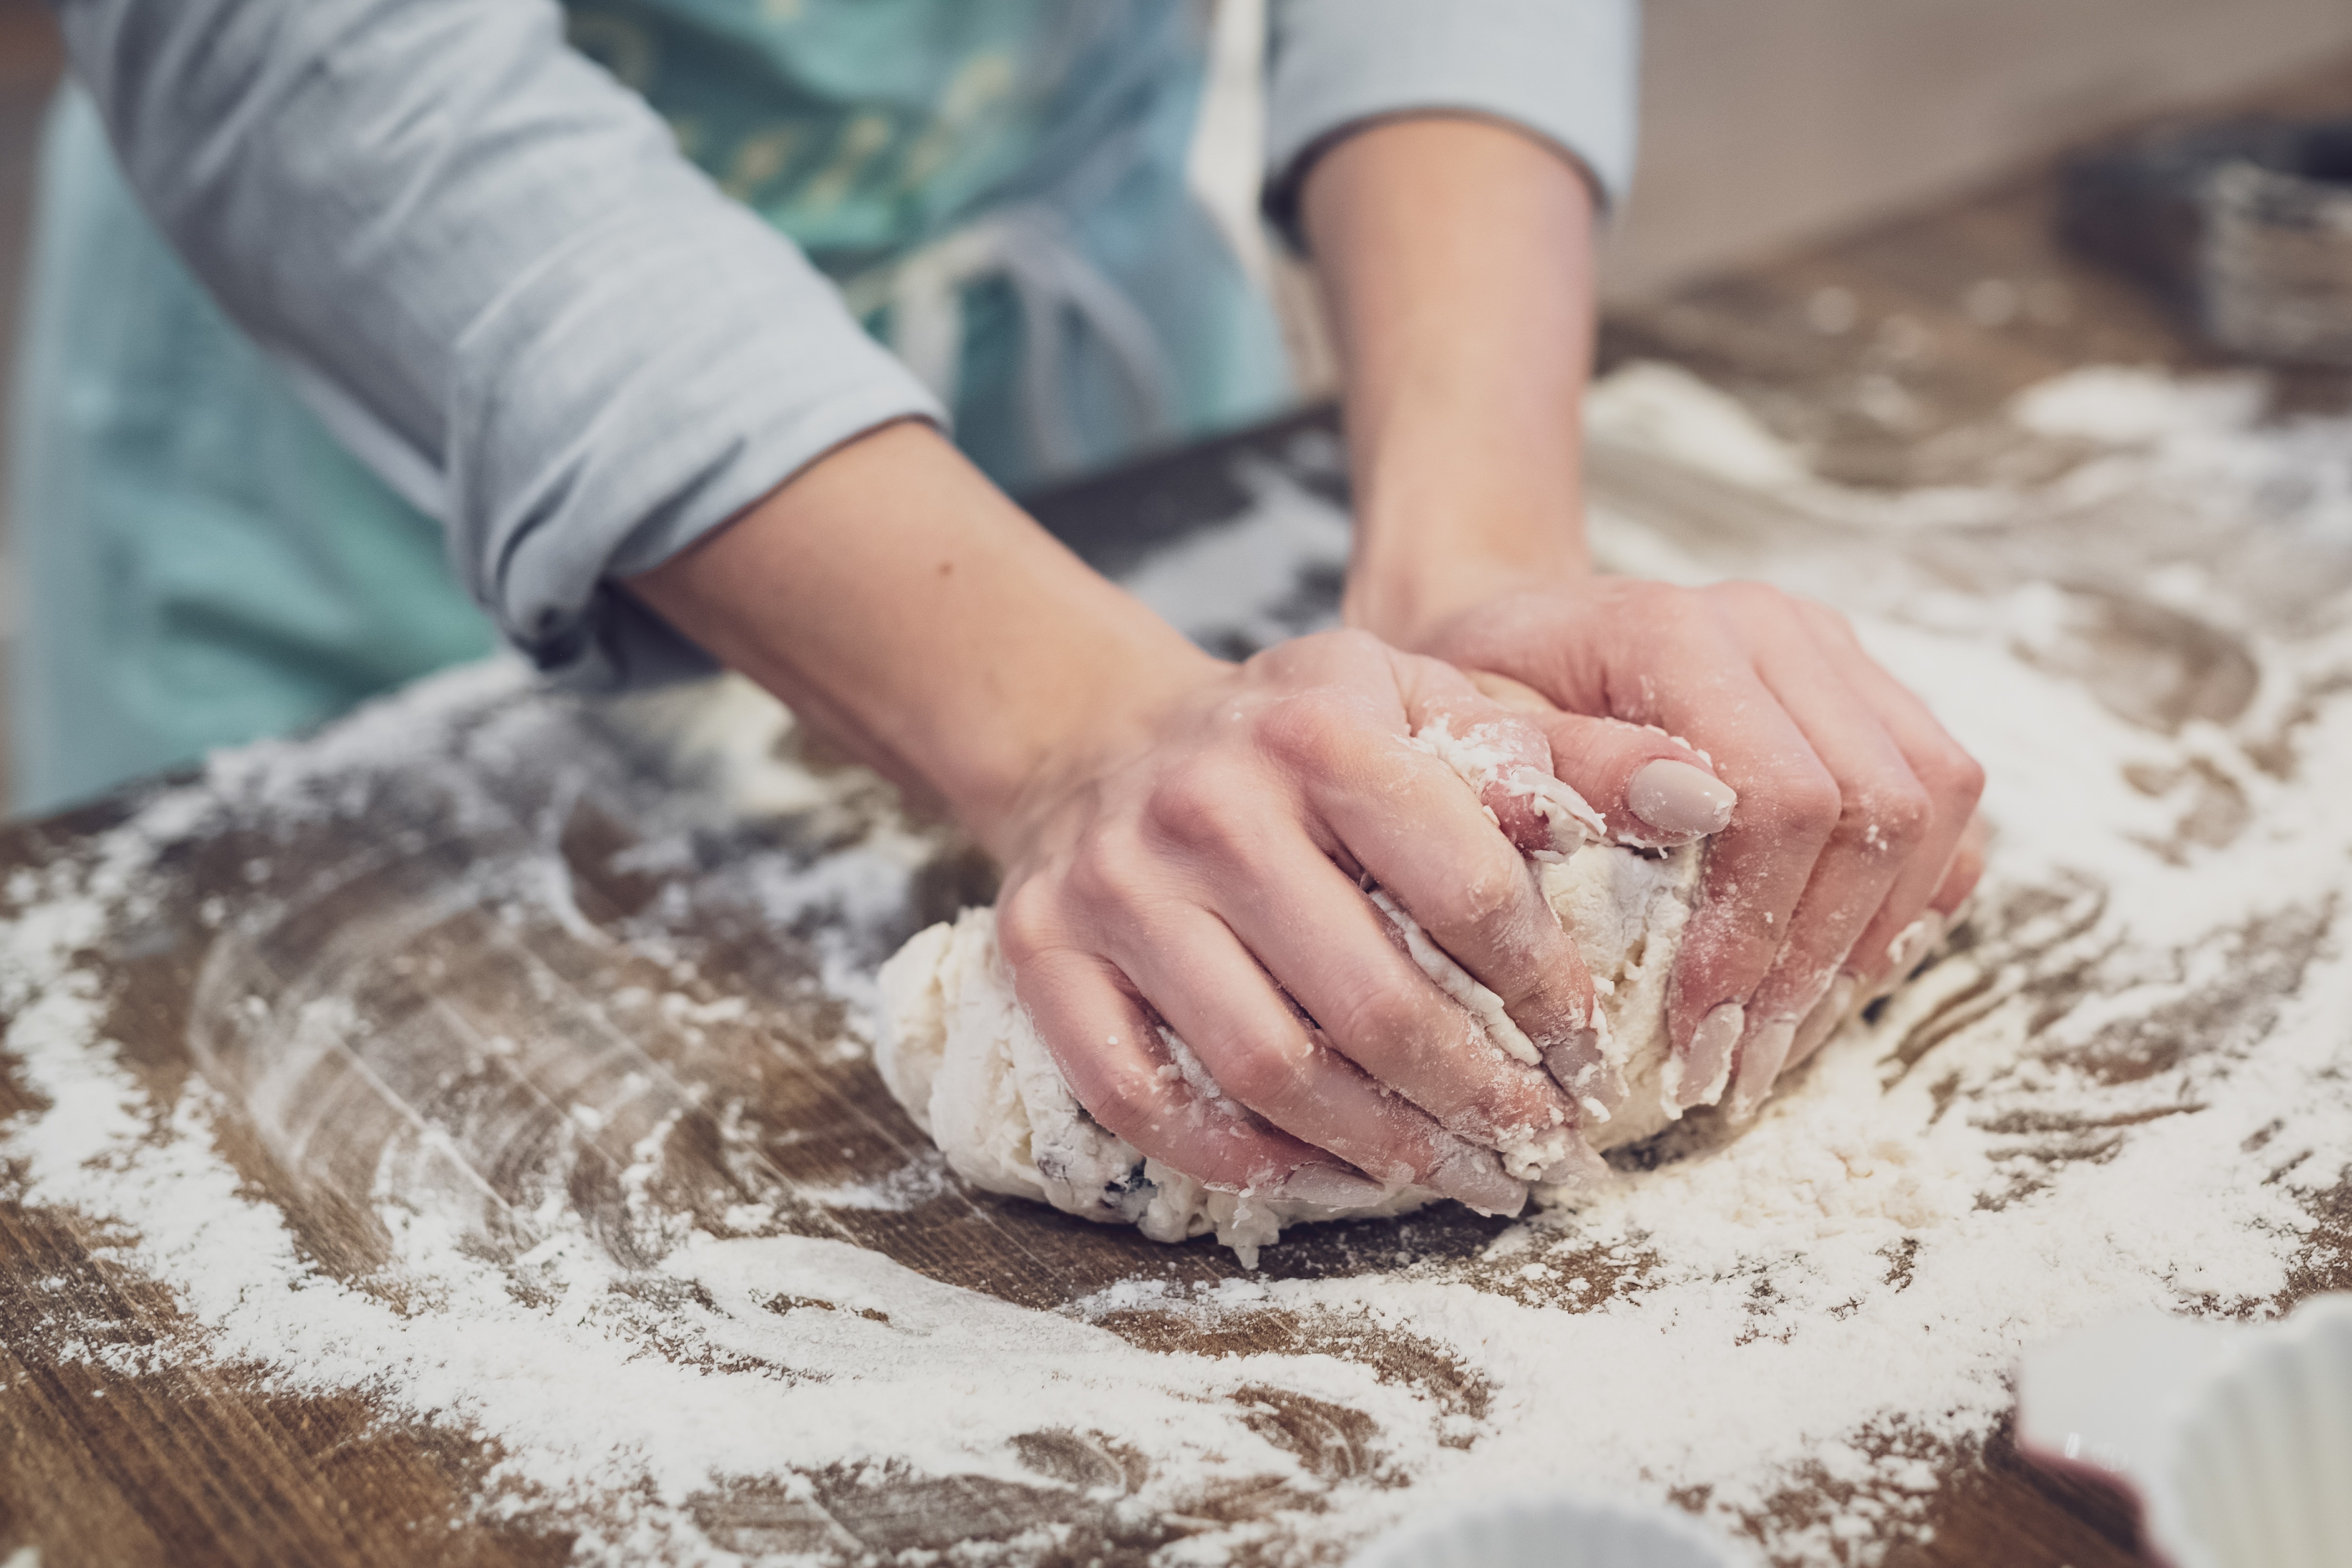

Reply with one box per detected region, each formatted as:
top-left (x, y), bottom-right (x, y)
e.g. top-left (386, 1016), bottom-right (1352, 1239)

top-left (50, 0), bottom-right (1637, 690)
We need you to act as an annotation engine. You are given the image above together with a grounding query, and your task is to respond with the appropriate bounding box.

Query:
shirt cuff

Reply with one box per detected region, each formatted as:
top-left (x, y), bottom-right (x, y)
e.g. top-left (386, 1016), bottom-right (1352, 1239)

top-left (1263, 0), bottom-right (1640, 245)
top-left (450, 197), bottom-right (946, 693)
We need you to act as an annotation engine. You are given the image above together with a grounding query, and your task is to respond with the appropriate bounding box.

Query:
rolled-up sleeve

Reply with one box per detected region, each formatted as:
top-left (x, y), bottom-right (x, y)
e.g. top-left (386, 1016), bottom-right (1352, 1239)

top-left (1264, 0), bottom-right (1640, 240)
top-left (54, 0), bottom-right (943, 690)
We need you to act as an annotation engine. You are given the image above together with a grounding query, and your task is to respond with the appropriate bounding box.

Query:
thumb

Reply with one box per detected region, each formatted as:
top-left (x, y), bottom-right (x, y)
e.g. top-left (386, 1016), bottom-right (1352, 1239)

top-left (1395, 655), bottom-right (1603, 860)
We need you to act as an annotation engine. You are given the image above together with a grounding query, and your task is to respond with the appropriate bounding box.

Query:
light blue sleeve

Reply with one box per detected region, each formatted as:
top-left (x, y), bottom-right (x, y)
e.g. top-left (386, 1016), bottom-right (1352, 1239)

top-left (1263, 0), bottom-right (1641, 237)
top-left (51, 0), bottom-right (943, 690)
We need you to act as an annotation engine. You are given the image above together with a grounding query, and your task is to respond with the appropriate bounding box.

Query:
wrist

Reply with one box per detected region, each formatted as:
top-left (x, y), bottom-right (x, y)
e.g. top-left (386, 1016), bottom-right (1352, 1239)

top-left (1342, 546), bottom-right (1588, 653)
top-left (952, 632), bottom-right (1225, 866)
top-left (1341, 438), bottom-right (1593, 648)
top-left (625, 420), bottom-right (1222, 862)
top-left (1299, 116), bottom-right (1602, 657)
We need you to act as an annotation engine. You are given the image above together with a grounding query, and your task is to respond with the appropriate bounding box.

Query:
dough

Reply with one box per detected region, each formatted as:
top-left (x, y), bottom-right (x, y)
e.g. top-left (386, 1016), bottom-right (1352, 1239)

top-left (876, 836), bottom-right (1705, 1266)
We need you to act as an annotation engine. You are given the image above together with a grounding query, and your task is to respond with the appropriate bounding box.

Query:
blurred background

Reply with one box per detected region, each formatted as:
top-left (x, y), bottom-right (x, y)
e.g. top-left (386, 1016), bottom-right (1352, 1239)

top-left (2, 0), bottom-right (2351, 798)
top-left (1, 0), bottom-right (58, 795)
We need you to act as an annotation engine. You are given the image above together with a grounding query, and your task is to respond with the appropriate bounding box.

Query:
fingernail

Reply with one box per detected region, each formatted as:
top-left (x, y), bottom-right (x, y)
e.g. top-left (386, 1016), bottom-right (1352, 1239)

top-left (1871, 914), bottom-right (1945, 1002)
top-left (1790, 972), bottom-right (1858, 1068)
top-left (1278, 1163), bottom-right (1392, 1208)
top-left (1429, 1138), bottom-right (1528, 1216)
top-left (1537, 1136), bottom-right (1611, 1190)
top-left (1628, 759), bottom-right (1737, 840)
top-left (1675, 1001), bottom-right (1745, 1110)
top-left (1542, 1026), bottom-right (1627, 1122)
top-left (1726, 1017), bottom-right (1796, 1122)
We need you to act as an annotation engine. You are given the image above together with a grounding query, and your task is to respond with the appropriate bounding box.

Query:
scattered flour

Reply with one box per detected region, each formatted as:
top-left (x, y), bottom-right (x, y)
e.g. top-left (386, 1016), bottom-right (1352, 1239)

top-left (3, 362), bottom-right (2350, 1565)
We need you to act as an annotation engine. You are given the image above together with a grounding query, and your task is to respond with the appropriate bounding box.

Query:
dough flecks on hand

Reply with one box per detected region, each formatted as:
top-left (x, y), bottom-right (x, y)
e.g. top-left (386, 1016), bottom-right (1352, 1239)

top-left (1405, 718), bottom-right (1607, 857)
top-left (873, 842), bottom-right (1710, 1263)
top-left (1368, 888), bottom-right (1541, 1068)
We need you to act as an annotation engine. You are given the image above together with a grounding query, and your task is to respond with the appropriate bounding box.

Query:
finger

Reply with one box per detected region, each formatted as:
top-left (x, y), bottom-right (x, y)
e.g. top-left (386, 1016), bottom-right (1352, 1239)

top-left (1524, 709), bottom-right (1738, 848)
top-left (1854, 810), bottom-right (1988, 1008)
top-left (1722, 617), bottom-right (1936, 1119)
top-left (1405, 667), bottom-right (1607, 859)
top-left (1785, 812), bottom-right (1989, 1070)
top-left (1204, 829), bottom-right (1599, 1162)
top-left (1798, 606), bottom-right (1987, 994)
top-left (1932, 813), bottom-right (1989, 917)
top-left (1010, 944), bottom-right (1384, 1203)
top-left (1105, 904), bottom-right (1528, 1214)
top-left (1253, 655), bottom-right (1604, 1089)
top-left (1643, 656), bottom-right (1845, 1110)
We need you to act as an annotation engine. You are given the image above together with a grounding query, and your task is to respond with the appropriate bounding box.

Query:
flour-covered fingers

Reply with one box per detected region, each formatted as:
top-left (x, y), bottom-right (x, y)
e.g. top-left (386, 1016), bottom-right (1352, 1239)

top-left (1719, 609), bottom-right (1936, 1118)
top-left (1278, 661), bottom-right (1602, 1071)
top-left (1000, 929), bottom-right (1373, 1200)
top-left (1104, 906), bottom-right (1526, 1214)
top-left (1786, 813), bottom-right (1991, 1070)
top-left (1401, 661), bottom-right (1607, 859)
top-left (1202, 835), bottom-right (1590, 1166)
top-left (1642, 657), bottom-right (1843, 1110)
top-left (1795, 604), bottom-right (1986, 1002)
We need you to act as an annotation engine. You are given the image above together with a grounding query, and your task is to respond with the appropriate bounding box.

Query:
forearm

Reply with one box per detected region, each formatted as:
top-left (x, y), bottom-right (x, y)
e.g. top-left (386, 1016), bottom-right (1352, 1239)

top-left (1301, 117), bottom-right (1601, 648)
top-left (58, 0), bottom-right (939, 688)
top-left (625, 422), bottom-right (1216, 856)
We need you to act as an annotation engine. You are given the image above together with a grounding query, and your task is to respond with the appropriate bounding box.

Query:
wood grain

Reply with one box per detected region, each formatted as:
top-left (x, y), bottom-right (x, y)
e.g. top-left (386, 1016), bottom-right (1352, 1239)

top-left (8, 81), bottom-right (2352, 1566)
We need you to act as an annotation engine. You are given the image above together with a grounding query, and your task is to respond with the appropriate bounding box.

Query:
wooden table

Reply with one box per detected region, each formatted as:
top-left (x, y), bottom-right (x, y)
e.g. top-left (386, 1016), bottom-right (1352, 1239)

top-left (7, 90), bottom-right (2352, 1566)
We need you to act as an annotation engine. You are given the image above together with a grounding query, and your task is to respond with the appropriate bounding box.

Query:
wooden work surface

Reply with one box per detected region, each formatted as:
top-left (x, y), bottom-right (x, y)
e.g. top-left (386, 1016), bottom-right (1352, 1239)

top-left (8, 83), bottom-right (2352, 1568)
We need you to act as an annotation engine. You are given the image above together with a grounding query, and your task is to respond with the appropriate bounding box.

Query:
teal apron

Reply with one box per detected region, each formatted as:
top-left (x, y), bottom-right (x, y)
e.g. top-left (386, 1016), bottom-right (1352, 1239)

top-left (7, 0), bottom-right (1292, 813)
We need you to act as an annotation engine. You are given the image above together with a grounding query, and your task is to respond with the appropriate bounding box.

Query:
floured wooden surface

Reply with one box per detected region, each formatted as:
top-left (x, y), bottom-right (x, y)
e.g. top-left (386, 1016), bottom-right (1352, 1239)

top-left (9, 175), bottom-right (2352, 1567)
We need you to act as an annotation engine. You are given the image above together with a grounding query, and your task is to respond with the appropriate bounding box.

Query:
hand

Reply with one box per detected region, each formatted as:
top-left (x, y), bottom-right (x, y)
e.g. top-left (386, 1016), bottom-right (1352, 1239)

top-left (1296, 114), bottom-right (1984, 1120)
top-left (988, 628), bottom-right (1617, 1212)
top-left (627, 425), bottom-right (1614, 1207)
top-left (1415, 580), bottom-right (1987, 1117)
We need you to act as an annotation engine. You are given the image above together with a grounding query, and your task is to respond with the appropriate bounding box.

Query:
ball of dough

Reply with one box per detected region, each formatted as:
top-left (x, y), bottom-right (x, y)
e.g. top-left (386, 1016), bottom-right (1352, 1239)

top-left (875, 842), bottom-right (1703, 1265)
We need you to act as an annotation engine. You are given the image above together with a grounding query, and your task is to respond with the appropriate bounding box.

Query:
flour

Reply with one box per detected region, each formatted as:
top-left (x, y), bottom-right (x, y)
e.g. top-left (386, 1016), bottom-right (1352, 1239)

top-left (4, 362), bottom-right (2351, 1566)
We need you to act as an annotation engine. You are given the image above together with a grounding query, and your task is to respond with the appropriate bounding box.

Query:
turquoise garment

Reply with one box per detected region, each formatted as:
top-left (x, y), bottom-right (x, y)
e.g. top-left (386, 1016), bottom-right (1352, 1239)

top-left (8, 92), bottom-right (503, 814)
top-left (10, 2), bottom-right (1292, 813)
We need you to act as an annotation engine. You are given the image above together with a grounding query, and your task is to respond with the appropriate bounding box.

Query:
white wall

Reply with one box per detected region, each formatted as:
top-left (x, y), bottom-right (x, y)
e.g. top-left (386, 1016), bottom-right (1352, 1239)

top-left (1604, 0), bottom-right (2352, 300)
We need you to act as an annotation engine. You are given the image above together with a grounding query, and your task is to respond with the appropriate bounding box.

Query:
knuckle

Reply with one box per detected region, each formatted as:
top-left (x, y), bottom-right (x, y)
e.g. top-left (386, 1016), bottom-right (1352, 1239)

top-left (1712, 579), bottom-right (1792, 619)
top-left (1062, 821), bottom-right (1155, 910)
top-left (1412, 854), bottom-right (1523, 938)
top-left (1800, 600), bottom-right (1855, 642)
top-left (1327, 976), bottom-right (1436, 1056)
top-left (1210, 1034), bottom-right (1310, 1114)
top-left (1642, 582), bottom-right (1715, 634)
top-left (1931, 745), bottom-right (1989, 809)
top-left (1844, 781), bottom-right (1933, 852)
top-left (1146, 760), bottom-right (1252, 855)
top-left (1255, 688), bottom-right (1363, 776)
top-left (1754, 766), bottom-right (1842, 842)
top-left (993, 879), bottom-right (1059, 966)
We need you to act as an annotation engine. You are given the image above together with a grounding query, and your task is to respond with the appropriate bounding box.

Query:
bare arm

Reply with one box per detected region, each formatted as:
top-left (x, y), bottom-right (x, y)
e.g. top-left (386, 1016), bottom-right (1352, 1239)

top-left (1304, 118), bottom-right (1987, 1116)
top-left (1310, 117), bottom-right (1598, 646)
top-left (629, 422), bottom-right (1608, 1209)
